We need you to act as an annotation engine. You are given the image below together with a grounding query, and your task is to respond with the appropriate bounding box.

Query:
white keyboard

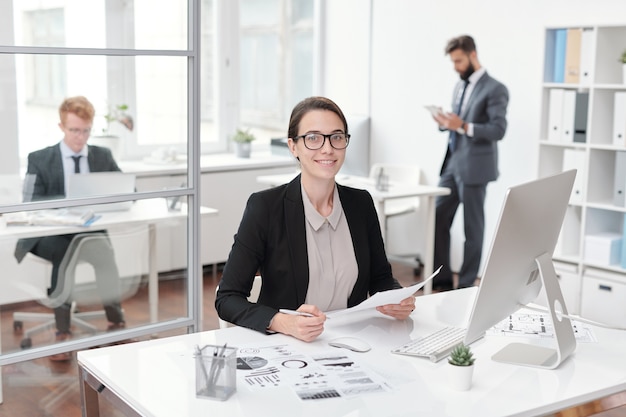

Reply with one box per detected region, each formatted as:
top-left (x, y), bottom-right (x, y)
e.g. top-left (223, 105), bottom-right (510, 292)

top-left (391, 326), bottom-right (467, 363)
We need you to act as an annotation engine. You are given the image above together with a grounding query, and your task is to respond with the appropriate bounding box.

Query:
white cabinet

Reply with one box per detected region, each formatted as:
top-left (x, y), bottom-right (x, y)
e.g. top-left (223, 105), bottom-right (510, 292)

top-left (539, 25), bottom-right (626, 323)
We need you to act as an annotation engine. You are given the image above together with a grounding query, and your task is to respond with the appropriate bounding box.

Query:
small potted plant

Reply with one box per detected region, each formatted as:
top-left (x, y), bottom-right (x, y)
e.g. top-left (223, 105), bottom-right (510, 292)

top-left (101, 104), bottom-right (134, 136)
top-left (447, 343), bottom-right (475, 391)
top-left (90, 103), bottom-right (133, 160)
top-left (231, 128), bottom-right (256, 158)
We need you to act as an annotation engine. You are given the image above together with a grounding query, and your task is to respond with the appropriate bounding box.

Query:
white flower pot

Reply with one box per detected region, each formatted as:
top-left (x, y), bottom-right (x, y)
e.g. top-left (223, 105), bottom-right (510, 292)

top-left (623, 64), bottom-right (626, 84)
top-left (448, 364), bottom-right (474, 391)
top-left (234, 142), bottom-right (251, 158)
top-left (89, 135), bottom-right (121, 161)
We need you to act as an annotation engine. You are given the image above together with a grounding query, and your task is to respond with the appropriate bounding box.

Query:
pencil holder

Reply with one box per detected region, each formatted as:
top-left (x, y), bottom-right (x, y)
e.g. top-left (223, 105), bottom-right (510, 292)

top-left (195, 345), bottom-right (237, 401)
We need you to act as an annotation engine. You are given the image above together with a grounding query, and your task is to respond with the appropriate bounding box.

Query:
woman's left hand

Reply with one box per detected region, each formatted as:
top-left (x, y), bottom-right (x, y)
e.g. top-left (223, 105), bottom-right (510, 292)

top-left (376, 296), bottom-right (416, 320)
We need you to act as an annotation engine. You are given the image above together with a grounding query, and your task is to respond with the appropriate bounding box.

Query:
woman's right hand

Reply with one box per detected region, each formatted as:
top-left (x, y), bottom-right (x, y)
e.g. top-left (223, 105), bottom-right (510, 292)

top-left (269, 305), bottom-right (326, 342)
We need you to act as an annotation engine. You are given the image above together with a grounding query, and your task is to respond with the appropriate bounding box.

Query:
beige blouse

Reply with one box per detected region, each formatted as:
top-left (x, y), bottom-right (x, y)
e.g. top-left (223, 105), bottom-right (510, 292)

top-left (302, 183), bottom-right (358, 311)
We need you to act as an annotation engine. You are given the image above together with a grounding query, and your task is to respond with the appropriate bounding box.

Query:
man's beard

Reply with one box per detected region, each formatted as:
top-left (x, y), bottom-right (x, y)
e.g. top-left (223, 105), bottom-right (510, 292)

top-left (460, 62), bottom-right (475, 81)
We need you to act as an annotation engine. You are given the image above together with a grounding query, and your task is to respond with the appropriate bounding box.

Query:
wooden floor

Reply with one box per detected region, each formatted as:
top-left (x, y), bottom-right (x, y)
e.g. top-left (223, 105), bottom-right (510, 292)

top-left (0, 263), bottom-right (625, 417)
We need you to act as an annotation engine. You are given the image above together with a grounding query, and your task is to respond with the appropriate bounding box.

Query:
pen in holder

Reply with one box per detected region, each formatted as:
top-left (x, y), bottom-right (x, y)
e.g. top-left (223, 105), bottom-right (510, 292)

top-left (195, 344), bottom-right (237, 401)
top-left (164, 183), bottom-right (187, 212)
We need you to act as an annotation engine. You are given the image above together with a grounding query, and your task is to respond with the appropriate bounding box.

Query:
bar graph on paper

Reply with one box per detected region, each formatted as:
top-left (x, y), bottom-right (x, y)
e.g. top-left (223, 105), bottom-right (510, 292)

top-left (487, 312), bottom-right (597, 343)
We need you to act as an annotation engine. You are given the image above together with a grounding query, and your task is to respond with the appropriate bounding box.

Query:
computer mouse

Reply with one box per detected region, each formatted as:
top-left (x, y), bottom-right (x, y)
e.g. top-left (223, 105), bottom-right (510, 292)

top-left (328, 337), bottom-right (371, 353)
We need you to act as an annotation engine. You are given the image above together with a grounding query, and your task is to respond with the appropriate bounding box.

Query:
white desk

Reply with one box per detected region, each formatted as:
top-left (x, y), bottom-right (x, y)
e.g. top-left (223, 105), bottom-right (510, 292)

top-left (77, 287), bottom-right (626, 417)
top-left (0, 199), bottom-right (217, 324)
top-left (256, 173), bottom-right (450, 294)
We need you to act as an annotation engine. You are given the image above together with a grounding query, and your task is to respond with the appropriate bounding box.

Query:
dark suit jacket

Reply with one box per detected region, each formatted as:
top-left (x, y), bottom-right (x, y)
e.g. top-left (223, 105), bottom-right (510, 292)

top-left (215, 174), bottom-right (401, 333)
top-left (14, 143), bottom-right (120, 263)
top-left (441, 71), bottom-right (509, 185)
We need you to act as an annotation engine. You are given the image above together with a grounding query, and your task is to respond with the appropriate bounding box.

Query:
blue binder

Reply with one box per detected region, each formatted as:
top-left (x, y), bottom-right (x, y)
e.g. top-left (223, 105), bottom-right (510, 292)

top-left (553, 29), bottom-right (567, 83)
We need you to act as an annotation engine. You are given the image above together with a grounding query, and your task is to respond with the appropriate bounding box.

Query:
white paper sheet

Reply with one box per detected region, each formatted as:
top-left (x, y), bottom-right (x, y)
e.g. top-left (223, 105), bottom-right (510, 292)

top-left (326, 266), bottom-right (442, 318)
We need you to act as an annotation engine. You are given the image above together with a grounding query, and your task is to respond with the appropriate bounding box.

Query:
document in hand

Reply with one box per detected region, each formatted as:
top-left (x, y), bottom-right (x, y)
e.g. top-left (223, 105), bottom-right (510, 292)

top-left (326, 266), bottom-right (442, 318)
top-left (5, 208), bottom-right (100, 227)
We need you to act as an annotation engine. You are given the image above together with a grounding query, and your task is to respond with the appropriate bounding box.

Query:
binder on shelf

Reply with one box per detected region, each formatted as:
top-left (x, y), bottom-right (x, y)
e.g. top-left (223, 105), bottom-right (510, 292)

top-left (562, 148), bottom-right (586, 204)
top-left (553, 29), bottom-right (567, 83)
top-left (564, 28), bottom-right (582, 84)
top-left (614, 151), bottom-right (626, 207)
top-left (573, 92), bottom-right (589, 143)
top-left (579, 28), bottom-right (594, 85)
top-left (614, 92), bottom-right (626, 147)
top-left (548, 89), bottom-right (588, 143)
top-left (622, 213), bottom-right (626, 269)
top-left (561, 90), bottom-right (576, 142)
top-left (548, 89), bottom-right (564, 141)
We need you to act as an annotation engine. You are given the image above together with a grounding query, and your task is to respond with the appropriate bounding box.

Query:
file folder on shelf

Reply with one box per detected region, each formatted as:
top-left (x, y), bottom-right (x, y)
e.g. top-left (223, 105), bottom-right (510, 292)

top-left (548, 89), bottom-right (564, 141)
top-left (614, 92), bottom-right (626, 147)
top-left (562, 148), bottom-right (585, 204)
top-left (579, 28), bottom-right (594, 85)
top-left (564, 28), bottom-right (582, 84)
top-left (614, 151), bottom-right (626, 207)
top-left (553, 29), bottom-right (567, 83)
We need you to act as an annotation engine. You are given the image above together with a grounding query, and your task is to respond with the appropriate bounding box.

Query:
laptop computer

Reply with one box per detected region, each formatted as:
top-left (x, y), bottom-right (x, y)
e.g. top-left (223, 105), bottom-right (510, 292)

top-left (67, 172), bottom-right (136, 212)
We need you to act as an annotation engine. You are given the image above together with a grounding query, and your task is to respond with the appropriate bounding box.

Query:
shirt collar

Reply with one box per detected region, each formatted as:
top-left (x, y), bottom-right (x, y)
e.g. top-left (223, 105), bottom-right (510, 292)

top-left (468, 67), bottom-right (486, 85)
top-left (59, 141), bottom-right (88, 159)
top-left (301, 182), bottom-right (342, 231)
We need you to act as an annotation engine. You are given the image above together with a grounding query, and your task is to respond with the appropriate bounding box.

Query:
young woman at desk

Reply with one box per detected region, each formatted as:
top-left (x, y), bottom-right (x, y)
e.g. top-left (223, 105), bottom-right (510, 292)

top-left (215, 96), bottom-right (415, 342)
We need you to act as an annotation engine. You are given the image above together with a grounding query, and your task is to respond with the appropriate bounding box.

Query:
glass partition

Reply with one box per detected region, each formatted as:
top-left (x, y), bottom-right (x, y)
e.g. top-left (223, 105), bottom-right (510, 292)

top-left (5, 0), bottom-right (188, 51)
top-left (12, 53), bottom-right (190, 175)
top-left (0, 199), bottom-right (190, 356)
top-left (0, 0), bottom-right (199, 368)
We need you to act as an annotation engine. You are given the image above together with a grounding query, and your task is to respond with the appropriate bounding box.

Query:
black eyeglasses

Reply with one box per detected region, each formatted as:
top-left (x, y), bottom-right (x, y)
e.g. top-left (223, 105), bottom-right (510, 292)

top-left (293, 133), bottom-right (350, 150)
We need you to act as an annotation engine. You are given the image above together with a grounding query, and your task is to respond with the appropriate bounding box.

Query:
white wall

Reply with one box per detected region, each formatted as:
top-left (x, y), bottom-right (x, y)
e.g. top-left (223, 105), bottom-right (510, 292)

top-left (324, 0), bottom-right (626, 273)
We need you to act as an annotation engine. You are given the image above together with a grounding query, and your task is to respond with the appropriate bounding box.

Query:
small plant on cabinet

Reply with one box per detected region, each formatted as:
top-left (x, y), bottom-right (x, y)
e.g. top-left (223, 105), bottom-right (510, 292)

top-left (230, 128), bottom-right (256, 143)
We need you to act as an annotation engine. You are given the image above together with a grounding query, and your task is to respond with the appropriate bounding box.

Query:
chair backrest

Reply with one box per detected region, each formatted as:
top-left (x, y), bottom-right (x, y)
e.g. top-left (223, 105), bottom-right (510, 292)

top-left (217, 275), bottom-right (262, 329)
top-left (369, 163), bottom-right (422, 185)
top-left (41, 226), bottom-right (149, 309)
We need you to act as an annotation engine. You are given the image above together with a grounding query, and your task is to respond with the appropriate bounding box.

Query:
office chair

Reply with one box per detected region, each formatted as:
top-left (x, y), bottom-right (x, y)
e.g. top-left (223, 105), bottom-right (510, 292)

top-left (216, 275), bottom-right (262, 329)
top-left (369, 162), bottom-right (424, 274)
top-left (13, 226), bottom-right (149, 349)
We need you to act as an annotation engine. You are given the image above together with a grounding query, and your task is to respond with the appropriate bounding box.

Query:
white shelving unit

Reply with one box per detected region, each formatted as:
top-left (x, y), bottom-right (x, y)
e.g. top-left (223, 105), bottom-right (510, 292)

top-left (539, 25), bottom-right (626, 325)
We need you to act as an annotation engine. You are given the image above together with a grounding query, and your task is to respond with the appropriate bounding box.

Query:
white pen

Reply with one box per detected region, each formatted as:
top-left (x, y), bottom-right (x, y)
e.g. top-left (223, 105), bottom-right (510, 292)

top-left (279, 309), bottom-right (315, 317)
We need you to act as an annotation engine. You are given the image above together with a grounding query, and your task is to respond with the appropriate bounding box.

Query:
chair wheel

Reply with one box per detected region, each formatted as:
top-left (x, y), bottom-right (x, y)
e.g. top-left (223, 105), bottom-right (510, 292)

top-left (13, 321), bottom-right (23, 332)
top-left (20, 338), bottom-right (32, 349)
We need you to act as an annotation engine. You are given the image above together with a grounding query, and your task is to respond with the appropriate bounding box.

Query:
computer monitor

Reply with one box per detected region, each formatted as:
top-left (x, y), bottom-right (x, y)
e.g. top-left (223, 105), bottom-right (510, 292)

top-left (67, 172), bottom-right (136, 212)
top-left (463, 169), bottom-right (577, 369)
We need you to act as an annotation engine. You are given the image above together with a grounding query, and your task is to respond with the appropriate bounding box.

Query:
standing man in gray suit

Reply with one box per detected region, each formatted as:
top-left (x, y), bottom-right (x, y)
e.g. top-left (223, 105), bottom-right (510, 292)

top-left (430, 35), bottom-right (509, 290)
top-left (14, 96), bottom-right (125, 361)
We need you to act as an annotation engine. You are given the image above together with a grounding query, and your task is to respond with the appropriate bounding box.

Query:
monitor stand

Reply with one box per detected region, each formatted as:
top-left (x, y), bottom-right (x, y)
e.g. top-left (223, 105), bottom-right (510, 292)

top-left (491, 252), bottom-right (577, 369)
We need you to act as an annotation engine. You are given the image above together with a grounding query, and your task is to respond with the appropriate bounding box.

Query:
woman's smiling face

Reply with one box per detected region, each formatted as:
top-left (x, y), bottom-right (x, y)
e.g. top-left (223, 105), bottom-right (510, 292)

top-left (288, 109), bottom-right (346, 181)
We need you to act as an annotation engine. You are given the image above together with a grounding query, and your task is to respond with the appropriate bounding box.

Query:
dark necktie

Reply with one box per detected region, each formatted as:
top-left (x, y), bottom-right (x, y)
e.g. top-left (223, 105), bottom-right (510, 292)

top-left (449, 80), bottom-right (469, 152)
top-left (71, 155), bottom-right (82, 173)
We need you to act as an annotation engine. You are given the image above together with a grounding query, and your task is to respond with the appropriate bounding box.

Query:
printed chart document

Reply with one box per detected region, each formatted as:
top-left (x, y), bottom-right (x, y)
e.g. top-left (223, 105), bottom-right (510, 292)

top-left (326, 266), bottom-right (442, 318)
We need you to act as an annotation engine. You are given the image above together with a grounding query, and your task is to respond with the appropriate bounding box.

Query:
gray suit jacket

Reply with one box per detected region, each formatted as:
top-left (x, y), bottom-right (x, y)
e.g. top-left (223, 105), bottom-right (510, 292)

top-left (14, 143), bottom-right (120, 262)
top-left (441, 71), bottom-right (509, 185)
top-left (215, 174), bottom-right (401, 333)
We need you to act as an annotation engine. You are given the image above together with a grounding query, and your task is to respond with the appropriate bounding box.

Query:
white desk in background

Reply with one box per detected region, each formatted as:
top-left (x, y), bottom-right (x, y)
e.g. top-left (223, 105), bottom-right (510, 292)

top-left (0, 199), bottom-right (218, 324)
top-left (77, 287), bottom-right (626, 417)
top-left (256, 172), bottom-right (450, 294)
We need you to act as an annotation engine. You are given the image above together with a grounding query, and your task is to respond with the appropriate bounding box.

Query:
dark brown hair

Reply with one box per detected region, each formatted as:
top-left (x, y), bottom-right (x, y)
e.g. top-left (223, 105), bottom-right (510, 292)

top-left (287, 96), bottom-right (348, 139)
top-left (444, 35), bottom-right (476, 55)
